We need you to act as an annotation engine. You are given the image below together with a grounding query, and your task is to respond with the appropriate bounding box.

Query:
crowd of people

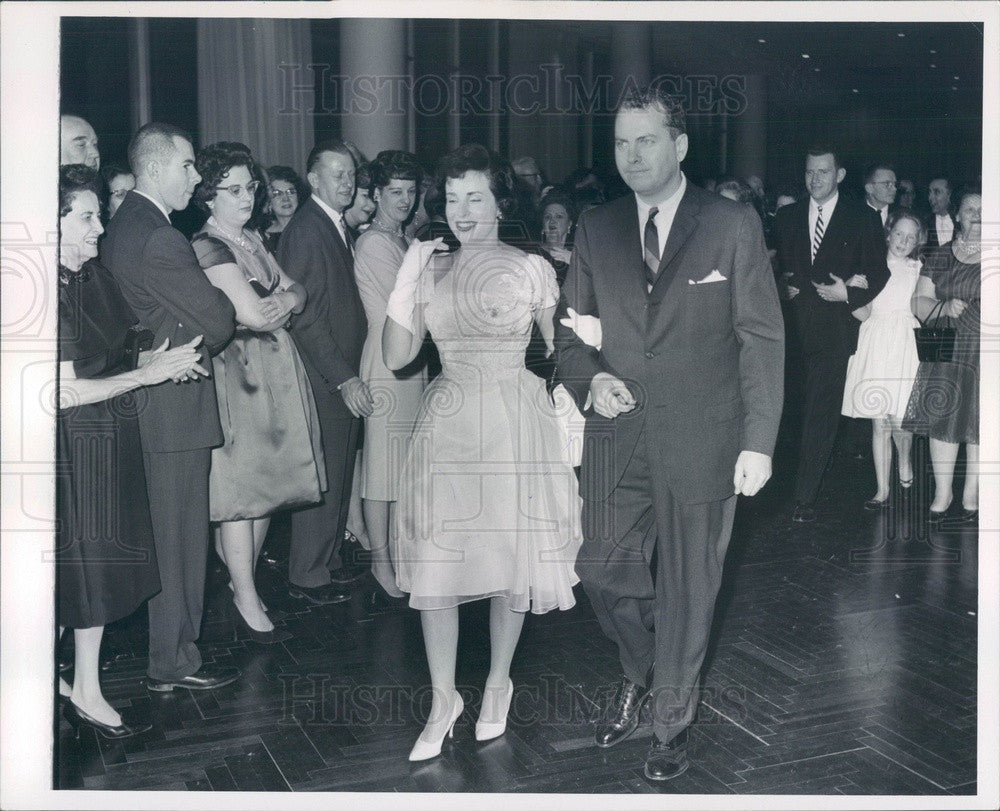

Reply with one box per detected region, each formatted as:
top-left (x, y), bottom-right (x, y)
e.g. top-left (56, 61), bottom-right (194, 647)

top-left (55, 94), bottom-right (980, 781)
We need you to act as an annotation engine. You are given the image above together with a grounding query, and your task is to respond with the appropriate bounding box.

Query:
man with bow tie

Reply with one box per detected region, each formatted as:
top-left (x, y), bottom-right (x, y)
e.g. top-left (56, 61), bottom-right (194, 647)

top-left (555, 85), bottom-right (784, 781)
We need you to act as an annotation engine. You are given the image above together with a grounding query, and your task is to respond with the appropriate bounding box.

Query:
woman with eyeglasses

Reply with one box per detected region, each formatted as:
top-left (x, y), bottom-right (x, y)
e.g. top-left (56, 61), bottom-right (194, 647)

top-left (191, 142), bottom-right (327, 643)
top-left (261, 165), bottom-right (309, 255)
top-left (841, 210), bottom-right (924, 509)
top-left (100, 162), bottom-right (135, 220)
top-left (353, 150), bottom-right (428, 608)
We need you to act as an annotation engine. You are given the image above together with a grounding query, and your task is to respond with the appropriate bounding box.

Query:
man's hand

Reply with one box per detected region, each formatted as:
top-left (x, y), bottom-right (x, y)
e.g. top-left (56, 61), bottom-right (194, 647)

top-left (779, 272), bottom-right (799, 300)
top-left (559, 307), bottom-right (603, 350)
top-left (339, 376), bottom-right (374, 418)
top-left (813, 273), bottom-right (849, 303)
top-left (844, 274), bottom-right (869, 290)
top-left (733, 450), bottom-right (772, 496)
top-left (590, 372), bottom-right (636, 419)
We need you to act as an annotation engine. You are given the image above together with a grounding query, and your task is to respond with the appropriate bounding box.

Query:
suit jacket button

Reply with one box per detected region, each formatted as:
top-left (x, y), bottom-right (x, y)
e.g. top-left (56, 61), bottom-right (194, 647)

top-left (645, 352), bottom-right (654, 359)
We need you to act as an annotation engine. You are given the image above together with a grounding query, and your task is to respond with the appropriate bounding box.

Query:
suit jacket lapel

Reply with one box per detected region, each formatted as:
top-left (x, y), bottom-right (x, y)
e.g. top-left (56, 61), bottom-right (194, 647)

top-left (607, 195), bottom-right (648, 302)
top-left (306, 198), bottom-right (351, 266)
top-left (648, 186), bottom-right (700, 303)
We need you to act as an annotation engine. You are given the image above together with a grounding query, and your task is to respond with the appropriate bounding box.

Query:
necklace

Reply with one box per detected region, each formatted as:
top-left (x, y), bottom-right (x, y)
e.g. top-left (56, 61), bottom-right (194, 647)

top-left (368, 216), bottom-right (404, 238)
top-left (208, 217), bottom-right (258, 254)
top-left (954, 235), bottom-right (981, 260)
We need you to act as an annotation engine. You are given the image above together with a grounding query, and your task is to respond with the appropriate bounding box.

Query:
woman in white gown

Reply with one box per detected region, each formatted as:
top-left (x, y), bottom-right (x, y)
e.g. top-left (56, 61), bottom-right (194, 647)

top-left (383, 145), bottom-right (582, 761)
top-left (841, 210), bottom-right (924, 508)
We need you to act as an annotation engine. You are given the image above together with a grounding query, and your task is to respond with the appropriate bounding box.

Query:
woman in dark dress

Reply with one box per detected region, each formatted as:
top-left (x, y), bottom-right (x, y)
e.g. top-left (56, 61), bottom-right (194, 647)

top-left (192, 143), bottom-right (325, 644)
top-left (57, 165), bottom-right (204, 737)
top-left (902, 190), bottom-right (981, 523)
top-left (260, 165), bottom-right (309, 255)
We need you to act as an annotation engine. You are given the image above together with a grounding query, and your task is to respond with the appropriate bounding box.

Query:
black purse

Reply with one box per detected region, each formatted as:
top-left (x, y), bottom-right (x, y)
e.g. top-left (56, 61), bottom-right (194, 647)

top-left (123, 324), bottom-right (155, 371)
top-left (913, 299), bottom-right (956, 363)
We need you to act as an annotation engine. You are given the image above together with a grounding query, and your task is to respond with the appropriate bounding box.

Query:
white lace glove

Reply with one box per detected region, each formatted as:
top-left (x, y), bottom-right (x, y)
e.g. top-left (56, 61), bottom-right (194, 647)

top-left (559, 307), bottom-right (603, 350)
top-left (385, 238), bottom-right (442, 331)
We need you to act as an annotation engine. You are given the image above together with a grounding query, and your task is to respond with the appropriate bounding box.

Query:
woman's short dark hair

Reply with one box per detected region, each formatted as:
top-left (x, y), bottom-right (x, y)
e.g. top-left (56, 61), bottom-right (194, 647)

top-left (193, 141), bottom-right (257, 214)
top-left (266, 164), bottom-right (310, 201)
top-left (100, 162), bottom-right (132, 186)
top-left (355, 162), bottom-right (374, 196)
top-left (539, 188), bottom-right (577, 226)
top-left (436, 143), bottom-right (516, 218)
top-left (59, 164), bottom-right (101, 217)
top-left (367, 150), bottom-right (424, 195)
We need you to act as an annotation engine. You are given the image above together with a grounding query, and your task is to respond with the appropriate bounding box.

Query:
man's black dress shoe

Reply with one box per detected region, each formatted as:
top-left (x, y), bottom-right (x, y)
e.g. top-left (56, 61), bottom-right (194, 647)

top-left (328, 563), bottom-right (368, 586)
top-left (595, 677), bottom-right (649, 748)
top-left (288, 582), bottom-right (352, 605)
top-left (145, 664), bottom-right (241, 693)
top-left (63, 700), bottom-right (153, 739)
top-left (644, 727), bottom-right (690, 781)
top-left (792, 503), bottom-right (816, 523)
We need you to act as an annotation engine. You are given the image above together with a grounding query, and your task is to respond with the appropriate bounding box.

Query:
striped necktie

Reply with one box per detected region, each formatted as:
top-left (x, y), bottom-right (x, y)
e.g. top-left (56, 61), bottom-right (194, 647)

top-left (811, 204), bottom-right (825, 264)
top-left (644, 207), bottom-right (660, 288)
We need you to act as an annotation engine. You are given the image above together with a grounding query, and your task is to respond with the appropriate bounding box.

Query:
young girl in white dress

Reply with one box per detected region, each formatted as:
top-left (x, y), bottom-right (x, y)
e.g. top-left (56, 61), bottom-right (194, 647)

top-left (842, 210), bottom-right (925, 508)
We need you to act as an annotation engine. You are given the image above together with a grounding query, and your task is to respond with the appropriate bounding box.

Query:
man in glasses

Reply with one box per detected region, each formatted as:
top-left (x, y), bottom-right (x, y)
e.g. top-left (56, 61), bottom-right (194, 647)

top-left (101, 122), bottom-right (239, 693)
top-left (863, 163), bottom-right (898, 228)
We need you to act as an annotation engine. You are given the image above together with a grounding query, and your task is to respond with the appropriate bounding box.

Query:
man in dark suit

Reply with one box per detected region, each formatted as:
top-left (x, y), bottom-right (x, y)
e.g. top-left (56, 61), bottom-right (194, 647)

top-left (863, 162), bottom-right (897, 229)
top-left (278, 140), bottom-right (372, 605)
top-left (926, 176), bottom-right (955, 247)
top-left (772, 146), bottom-right (890, 523)
top-left (101, 122), bottom-right (240, 692)
top-left (555, 86), bottom-right (785, 781)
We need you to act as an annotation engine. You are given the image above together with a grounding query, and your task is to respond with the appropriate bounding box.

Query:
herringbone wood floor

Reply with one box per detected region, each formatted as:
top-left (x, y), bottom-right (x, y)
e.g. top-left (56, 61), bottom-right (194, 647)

top-left (55, 422), bottom-right (979, 796)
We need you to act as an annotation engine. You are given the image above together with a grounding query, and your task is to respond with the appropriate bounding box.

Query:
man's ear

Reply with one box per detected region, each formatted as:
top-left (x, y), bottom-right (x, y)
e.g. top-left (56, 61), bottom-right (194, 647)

top-left (675, 133), bottom-right (689, 163)
top-left (836, 167), bottom-right (847, 185)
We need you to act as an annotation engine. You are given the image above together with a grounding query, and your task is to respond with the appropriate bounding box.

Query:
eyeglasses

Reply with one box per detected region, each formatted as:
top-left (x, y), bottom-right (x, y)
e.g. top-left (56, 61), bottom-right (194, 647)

top-left (215, 180), bottom-right (261, 198)
top-left (270, 188), bottom-right (298, 199)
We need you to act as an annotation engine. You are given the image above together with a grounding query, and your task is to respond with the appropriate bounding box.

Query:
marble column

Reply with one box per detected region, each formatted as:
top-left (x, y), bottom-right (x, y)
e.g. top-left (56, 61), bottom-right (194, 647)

top-left (340, 18), bottom-right (408, 159)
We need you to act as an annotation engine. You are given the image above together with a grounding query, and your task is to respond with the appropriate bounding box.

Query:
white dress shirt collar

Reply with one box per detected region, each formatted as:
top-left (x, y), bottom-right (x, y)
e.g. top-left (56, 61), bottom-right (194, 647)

top-left (132, 189), bottom-right (171, 222)
top-left (635, 173), bottom-right (687, 258)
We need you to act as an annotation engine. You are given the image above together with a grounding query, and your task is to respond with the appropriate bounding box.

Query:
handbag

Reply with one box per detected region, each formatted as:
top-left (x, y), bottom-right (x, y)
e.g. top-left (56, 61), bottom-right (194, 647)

top-left (123, 324), bottom-right (155, 371)
top-left (913, 299), bottom-right (955, 363)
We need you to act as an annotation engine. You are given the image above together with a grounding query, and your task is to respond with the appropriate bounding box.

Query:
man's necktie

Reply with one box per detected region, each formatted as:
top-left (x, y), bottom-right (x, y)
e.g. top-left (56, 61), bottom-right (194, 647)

top-left (644, 207), bottom-right (660, 288)
top-left (812, 204), bottom-right (824, 264)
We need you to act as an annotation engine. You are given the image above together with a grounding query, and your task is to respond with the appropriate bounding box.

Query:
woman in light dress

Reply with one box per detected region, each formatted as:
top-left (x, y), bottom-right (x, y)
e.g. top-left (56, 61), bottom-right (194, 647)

top-left (841, 210), bottom-right (923, 508)
top-left (383, 145), bottom-right (582, 761)
top-left (353, 150), bottom-right (428, 602)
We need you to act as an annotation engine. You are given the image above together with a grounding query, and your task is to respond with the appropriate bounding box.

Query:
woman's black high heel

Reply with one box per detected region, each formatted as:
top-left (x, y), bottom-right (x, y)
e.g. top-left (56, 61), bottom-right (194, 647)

top-left (232, 601), bottom-right (293, 645)
top-left (63, 700), bottom-right (152, 740)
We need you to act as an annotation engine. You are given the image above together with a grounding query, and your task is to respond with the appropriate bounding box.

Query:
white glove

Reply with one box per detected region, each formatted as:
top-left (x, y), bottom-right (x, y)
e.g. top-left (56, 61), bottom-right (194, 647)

top-left (559, 307), bottom-right (603, 350)
top-left (385, 237), bottom-right (443, 331)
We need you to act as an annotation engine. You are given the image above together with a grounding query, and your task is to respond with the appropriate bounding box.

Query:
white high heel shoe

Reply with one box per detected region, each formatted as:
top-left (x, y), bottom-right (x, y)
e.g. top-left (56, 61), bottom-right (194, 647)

top-left (475, 678), bottom-right (514, 742)
top-left (408, 691), bottom-right (464, 762)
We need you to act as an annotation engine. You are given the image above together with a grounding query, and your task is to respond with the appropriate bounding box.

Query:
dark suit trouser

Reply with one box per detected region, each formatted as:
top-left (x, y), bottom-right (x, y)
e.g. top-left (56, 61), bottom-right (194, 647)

top-left (142, 448), bottom-right (211, 681)
top-left (289, 388), bottom-right (360, 588)
top-left (577, 435), bottom-right (738, 744)
top-left (794, 351), bottom-right (851, 505)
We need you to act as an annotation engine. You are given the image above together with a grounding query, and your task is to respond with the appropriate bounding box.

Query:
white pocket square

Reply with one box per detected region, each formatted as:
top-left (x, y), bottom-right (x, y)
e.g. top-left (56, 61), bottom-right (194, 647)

top-left (689, 269), bottom-right (728, 285)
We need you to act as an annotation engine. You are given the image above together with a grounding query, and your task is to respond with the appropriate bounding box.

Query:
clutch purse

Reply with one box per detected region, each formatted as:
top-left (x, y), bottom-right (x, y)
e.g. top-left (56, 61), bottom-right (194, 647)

top-left (123, 325), bottom-right (155, 371)
top-left (913, 299), bottom-right (955, 363)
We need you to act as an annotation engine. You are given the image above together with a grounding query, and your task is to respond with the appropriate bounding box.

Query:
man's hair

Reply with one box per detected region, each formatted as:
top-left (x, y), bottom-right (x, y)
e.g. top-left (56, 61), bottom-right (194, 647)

top-left (863, 162), bottom-right (896, 185)
top-left (928, 176), bottom-right (952, 192)
top-left (306, 139), bottom-right (354, 175)
top-left (806, 144), bottom-right (842, 169)
top-left (128, 122), bottom-right (192, 176)
top-left (617, 84), bottom-right (686, 138)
